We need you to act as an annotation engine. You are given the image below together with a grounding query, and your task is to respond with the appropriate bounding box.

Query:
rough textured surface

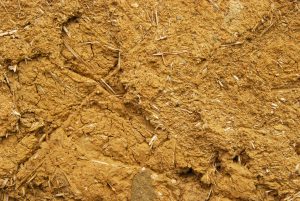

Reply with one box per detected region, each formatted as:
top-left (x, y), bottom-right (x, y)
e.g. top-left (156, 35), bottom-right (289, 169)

top-left (0, 0), bottom-right (299, 200)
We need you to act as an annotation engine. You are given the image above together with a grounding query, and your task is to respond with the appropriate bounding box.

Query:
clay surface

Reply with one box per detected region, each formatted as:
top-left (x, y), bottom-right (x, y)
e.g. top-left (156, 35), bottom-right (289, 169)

top-left (0, 0), bottom-right (299, 200)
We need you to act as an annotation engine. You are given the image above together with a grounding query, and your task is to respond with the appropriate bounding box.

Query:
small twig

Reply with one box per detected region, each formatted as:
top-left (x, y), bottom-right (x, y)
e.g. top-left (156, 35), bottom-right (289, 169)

top-left (145, 10), bottom-right (153, 24)
top-left (63, 42), bottom-right (80, 60)
top-left (91, 160), bottom-right (127, 168)
top-left (150, 103), bottom-right (160, 111)
top-left (107, 182), bottom-right (116, 192)
top-left (39, 133), bottom-right (47, 143)
top-left (207, 0), bottom-right (219, 10)
top-left (205, 188), bottom-right (213, 201)
top-left (60, 168), bottom-right (72, 187)
top-left (260, 21), bottom-right (275, 36)
top-left (3, 73), bottom-right (10, 84)
top-left (105, 45), bottom-right (120, 52)
top-left (26, 173), bottom-right (37, 184)
top-left (100, 79), bottom-right (116, 95)
top-left (105, 50), bottom-right (121, 80)
top-left (16, 159), bottom-right (45, 189)
top-left (217, 80), bottom-right (224, 87)
top-left (91, 160), bottom-right (110, 166)
top-left (3, 73), bottom-right (14, 95)
top-left (55, 193), bottom-right (65, 197)
top-left (64, 41), bottom-right (120, 95)
top-left (252, 22), bottom-right (260, 32)
top-left (0, 30), bottom-right (17, 37)
top-left (62, 26), bottom-right (71, 37)
top-left (220, 41), bottom-right (244, 47)
top-left (149, 135), bottom-right (158, 149)
top-left (153, 50), bottom-right (188, 56)
top-left (155, 35), bottom-right (168, 41)
top-left (58, 171), bottom-right (82, 201)
top-left (49, 71), bottom-right (64, 86)
top-left (63, 41), bottom-right (91, 68)
top-left (0, 0), bottom-right (8, 12)
top-left (179, 108), bottom-right (193, 114)
top-left (155, 9), bottom-right (159, 26)
top-left (81, 41), bottom-right (100, 45)
top-left (284, 191), bottom-right (300, 201)
top-left (161, 54), bottom-right (166, 66)
top-left (153, 51), bottom-right (186, 66)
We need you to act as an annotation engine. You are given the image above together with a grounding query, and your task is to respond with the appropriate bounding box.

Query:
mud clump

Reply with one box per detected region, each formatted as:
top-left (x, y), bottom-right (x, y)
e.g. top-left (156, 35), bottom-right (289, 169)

top-left (0, 0), bottom-right (299, 200)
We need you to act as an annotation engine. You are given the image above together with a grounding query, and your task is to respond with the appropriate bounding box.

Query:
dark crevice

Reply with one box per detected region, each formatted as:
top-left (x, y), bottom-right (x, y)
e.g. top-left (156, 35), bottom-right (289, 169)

top-left (177, 167), bottom-right (197, 177)
top-left (295, 142), bottom-right (300, 155)
top-left (233, 155), bottom-right (239, 163)
top-left (213, 152), bottom-right (222, 172)
top-left (232, 150), bottom-right (251, 166)
top-left (61, 12), bottom-right (82, 38)
top-left (62, 12), bottom-right (82, 27)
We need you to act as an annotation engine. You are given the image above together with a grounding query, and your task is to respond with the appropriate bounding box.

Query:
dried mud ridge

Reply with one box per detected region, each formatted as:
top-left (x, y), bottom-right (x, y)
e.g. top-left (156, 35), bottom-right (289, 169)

top-left (0, 1), bottom-right (299, 201)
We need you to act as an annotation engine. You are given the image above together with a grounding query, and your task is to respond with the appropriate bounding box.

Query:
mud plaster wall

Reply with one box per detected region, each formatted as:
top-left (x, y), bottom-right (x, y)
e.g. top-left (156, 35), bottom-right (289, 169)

top-left (0, 0), bottom-right (299, 200)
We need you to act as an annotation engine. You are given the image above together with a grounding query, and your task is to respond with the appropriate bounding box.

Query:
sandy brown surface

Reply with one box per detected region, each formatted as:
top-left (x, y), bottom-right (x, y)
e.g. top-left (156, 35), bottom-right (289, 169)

top-left (0, 0), bottom-right (299, 200)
